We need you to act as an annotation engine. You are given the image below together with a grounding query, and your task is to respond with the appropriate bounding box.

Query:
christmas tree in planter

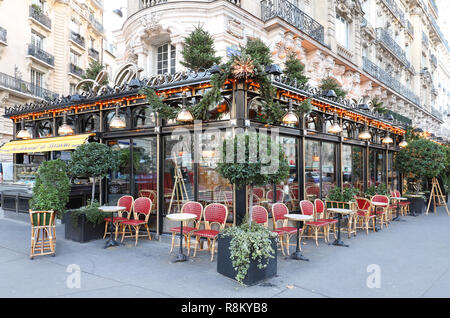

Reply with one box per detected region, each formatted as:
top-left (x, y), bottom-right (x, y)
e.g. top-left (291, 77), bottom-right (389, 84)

top-left (284, 52), bottom-right (308, 85)
top-left (319, 77), bottom-right (347, 98)
top-left (180, 26), bottom-right (221, 72)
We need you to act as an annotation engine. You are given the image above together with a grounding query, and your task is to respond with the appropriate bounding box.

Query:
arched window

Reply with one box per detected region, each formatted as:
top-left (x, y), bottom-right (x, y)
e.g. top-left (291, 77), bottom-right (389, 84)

top-left (80, 113), bottom-right (100, 133)
top-left (133, 106), bottom-right (156, 128)
top-left (305, 112), bottom-right (322, 131)
top-left (37, 120), bottom-right (53, 138)
top-left (342, 122), bottom-right (353, 138)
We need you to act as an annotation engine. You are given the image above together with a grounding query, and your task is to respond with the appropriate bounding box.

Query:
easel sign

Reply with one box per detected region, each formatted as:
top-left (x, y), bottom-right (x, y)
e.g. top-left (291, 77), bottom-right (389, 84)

top-left (426, 177), bottom-right (449, 216)
top-left (167, 151), bottom-right (192, 214)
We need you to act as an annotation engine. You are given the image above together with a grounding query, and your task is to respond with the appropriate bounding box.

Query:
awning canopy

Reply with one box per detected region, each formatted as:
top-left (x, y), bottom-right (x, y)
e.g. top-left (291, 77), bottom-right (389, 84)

top-left (0, 134), bottom-right (91, 154)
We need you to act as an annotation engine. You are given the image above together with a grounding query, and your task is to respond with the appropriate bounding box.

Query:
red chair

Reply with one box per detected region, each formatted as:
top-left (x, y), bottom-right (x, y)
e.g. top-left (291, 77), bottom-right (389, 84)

top-left (120, 197), bottom-right (152, 246)
top-left (394, 190), bottom-right (410, 215)
top-left (252, 205), bottom-right (285, 256)
top-left (272, 203), bottom-right (298, 255)
top-left (300, 200), bottom-right (328, 246)
top-left (193, 203), bottom-right (228, 261)
top-left (355, 197), bottom-right (376, 234)
top-left (103, 195), bottom-right (134, 240)
top-left (253, 187), bottom-right (265, 200)
top-left (371, 195), bottom-right (390, 229)
top-left (306, 185), bottom-right (320, 198)
top-left (314, 199), bottom-right (338, 241)
top-left (169, 201), bottom-right (203, 256)
top-left (267, 189), bottom-right (285, 202)
top-left (139, 190), bottom-right (157, 214)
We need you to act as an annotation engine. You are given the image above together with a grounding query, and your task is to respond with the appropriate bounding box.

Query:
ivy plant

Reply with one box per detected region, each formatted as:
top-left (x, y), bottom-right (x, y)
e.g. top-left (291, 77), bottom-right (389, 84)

top-left (70, 201), bottom-right (104, 228)
top-left (221, 223), bottom-right (277, 286)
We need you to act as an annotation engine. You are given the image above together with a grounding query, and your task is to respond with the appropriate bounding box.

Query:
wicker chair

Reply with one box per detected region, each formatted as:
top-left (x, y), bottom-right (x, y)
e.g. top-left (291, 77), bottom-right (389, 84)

top-left (29, 210), bottom-right (56, 259)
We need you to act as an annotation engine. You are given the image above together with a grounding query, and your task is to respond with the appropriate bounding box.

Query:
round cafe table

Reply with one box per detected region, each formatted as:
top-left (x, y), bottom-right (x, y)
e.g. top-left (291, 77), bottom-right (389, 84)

top-left (326, 208), bottom-right (354, 247)
top-left (391, 197), bottom-right (408, 222)
top-left (284, 214), bottom-right (314, 261)
top-left (166, 213), bottom-right (197, 263)
top-left (371, 202), bottom-right (389, 231)
top-left (99, 206), bottom-right (126, 249)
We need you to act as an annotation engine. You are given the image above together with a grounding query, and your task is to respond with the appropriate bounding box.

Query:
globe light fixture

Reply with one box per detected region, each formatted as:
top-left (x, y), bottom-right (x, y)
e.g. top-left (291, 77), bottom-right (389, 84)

top-left (327, 113), bottom-right (342, 134)
top-left (281, 99), bottom-right (298, 125)
top-left (382, 133), bottom-right (393, 144)
top-left (58, 112), bottom-right (74, 136)
top-left (399, 139), bottom-right (408, 148)
top-left (176, 91), bottom-right (194, 123)
top-left (17, 118), bottom-right (32, 139)
top-left (109, 104), bottom-right (126, 129)
top-left (358, 122), bottom-right (371, 140)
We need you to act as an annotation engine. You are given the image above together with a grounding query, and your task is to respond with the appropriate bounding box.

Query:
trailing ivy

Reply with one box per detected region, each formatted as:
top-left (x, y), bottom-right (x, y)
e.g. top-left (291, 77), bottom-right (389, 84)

top-left (70, 201), bottom-right (104, 228)
top-left (221, 223), bottom-right (277, 286)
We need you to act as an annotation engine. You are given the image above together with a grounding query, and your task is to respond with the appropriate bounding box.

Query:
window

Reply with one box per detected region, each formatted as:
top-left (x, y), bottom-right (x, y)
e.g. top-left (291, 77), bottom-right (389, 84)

top-left (31, 32), bottom-right (44, 49)
top-left (90, 37), bottom-right (95, 50)
top-left (70, 50), bottom-right (80, 66)
top-left (69, 83), bottom-right (77, 95)
top-left (157, 44), bottom-right (176, 74)
top-left (70, 18), bottom-right (81, 35)
top-left (31, 69), bottom-right (44, 88)
top-left (336, 13), bottom-right (350, 49)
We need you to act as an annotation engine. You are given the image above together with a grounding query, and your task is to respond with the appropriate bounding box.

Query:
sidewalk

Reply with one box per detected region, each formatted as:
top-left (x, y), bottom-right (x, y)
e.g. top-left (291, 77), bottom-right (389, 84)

top-left (0, 206), bottom-right (449, 298)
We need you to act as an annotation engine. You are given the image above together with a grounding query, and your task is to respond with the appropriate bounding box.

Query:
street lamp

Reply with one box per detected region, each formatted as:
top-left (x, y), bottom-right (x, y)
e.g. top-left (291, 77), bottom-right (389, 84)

top-left (113, 7), bottom-right (127, 18)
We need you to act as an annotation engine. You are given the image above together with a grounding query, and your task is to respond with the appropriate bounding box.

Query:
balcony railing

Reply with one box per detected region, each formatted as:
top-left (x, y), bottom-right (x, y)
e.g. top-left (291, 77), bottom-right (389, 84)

top-left (69, 63), bottom-right (85, 78)
top-left (29, 5), bottom-right (51, 30)
top-left (422, 31), bottom-right (429, 48)
top-left (430, 54), bottom-right (437, 67)
top-left (376, 28), bottom-right (411, 68)
top-left (407, 20), bottom-right (414, 37)
top-left (89, 14), bottom-right (104, 33)
top-left (431, 107), bottom-right (443, 120)
top-left (140, 0), bottom-right (168, 9)
top-left (89, 47), bottom-right (99, 60)
top-left (0, 71), bottom-right (58, 100)
top-left (380, 0), bottom-right (406, 27)
top-left (363, 57), bottom-right (420, 106)
top-left (27, 44), bottom-right (54, 66)
top-left (0, 26), bottom-right (6, 44)
top-left (387, 109), bottom-right (412, 126)
top-left (261, 0), bottom-right (324, 44)
top-left (70, 31), bottom-right (85, 48)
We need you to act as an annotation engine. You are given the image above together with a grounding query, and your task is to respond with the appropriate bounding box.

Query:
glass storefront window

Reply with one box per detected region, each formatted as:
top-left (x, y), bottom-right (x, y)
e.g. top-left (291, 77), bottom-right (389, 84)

top-left (108, 139), bottom-right (131, 204)
top-left (369, 149), bottom-right (385, 187)
top-left (305, 140), bottom-right (336, 200)
top-left (133, 106), bottom-right (156, 128)
top-left (133, 137), bottom-right (157, 197)
top-left (388, 151), bottom-right (398, 191)
top-left (80, 113), bottom-right (100, 133)
top-left (342, 145), bottom-right (364, 192)
top-left (37, 120), bottom-right (52, 138)
top-left (279, 136), bottom-right (298, 210)
top-left (321, 142), bottom-right (336, 198)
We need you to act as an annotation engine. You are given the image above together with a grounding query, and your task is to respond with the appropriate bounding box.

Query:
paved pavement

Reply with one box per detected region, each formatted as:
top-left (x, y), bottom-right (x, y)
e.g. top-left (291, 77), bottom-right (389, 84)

top-left (0, 206), bottom-right (449, 298)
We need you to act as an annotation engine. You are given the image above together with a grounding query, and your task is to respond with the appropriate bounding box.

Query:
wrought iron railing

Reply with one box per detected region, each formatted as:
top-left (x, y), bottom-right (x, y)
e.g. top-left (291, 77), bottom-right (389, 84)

top-left (430, 54), bottom-right (437, 67)
top-left (89, 14), bottom-right (104, 33)
top-left (380, 0), bottom-right (405, 26)
top-left (407, 20), bottom-right (414, 37)
top-left (261, 0), bottom-right (325, 44)
top-left (0, 71), bottom-right (58, 100)
top-left (140, 0), bottom-right (168, 9)
top-left (29, 5), bottom-right (51, 29)
top-left (363, 57), bottom-right (420, 106)
top-left (69, 63), bottom-right (85, 78)
top-left (431, 107), bottom-right (443, 120)
top-left (70, 31), bottom-right (85, 48)
top-left (27, 44), bottom-right (55, 66)
top-left (89, 47), bottom-right (99, 60)
top-left (376, 28), bottom-right (410, 68)
top-left (0, 26), bottom-right (6, 43)
top-left (422, 31), bottom-right (429, 48)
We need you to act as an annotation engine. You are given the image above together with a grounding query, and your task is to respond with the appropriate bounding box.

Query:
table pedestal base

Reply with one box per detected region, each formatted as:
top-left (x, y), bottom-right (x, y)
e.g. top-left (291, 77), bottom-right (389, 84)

top-left (172, 253), bottom-right (188, 263)
top-left (104, 239), bottom-right (121, 249)
top-left (330, 239), bottom-right (349, 247)
top-left (392, 216), bottom-right (406, 222)
top-left (289, 251), bottom-right (309, 261)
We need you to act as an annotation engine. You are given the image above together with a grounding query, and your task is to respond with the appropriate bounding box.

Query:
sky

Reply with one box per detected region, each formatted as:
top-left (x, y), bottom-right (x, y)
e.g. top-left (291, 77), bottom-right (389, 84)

top-left (436, 0), bottom-right (450, 43)
top-left (103, 0), bottom-right (127, 43)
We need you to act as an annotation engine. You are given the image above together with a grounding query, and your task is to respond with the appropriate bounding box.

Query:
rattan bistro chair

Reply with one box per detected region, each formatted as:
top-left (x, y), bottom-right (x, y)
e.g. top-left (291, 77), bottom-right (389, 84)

top-left (300, 200), bottom-right (328, 246)
top-left (29, 210), bottom-right (56, 259)
top-left (252, 205), bottom-right (285, 256)
top-left (103, 195), bottom-right (134, 240)
top-left (272, 203), bottom-right (298, 255)
top-left (120, 197), bottom-right (152, 246)
top-left (355, 197), bottom-right (376, 234)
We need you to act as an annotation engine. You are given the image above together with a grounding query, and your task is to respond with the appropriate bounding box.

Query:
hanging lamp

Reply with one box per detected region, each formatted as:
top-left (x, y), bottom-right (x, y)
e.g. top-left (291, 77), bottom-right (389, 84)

top-left (327, 113), bottom-right (342, 134)
top-left (176, 91), bottom-right (194, 122)
top-left (281, 99), bottom-right (298, 125)
top-left (17, 118), bottom-right (32, 139)
top-left (109, 103), bottom-right (126, 129)
top-left (358, 122), bottom-right (371, 140)
top-left (58, 111), bottom-right (74, 136)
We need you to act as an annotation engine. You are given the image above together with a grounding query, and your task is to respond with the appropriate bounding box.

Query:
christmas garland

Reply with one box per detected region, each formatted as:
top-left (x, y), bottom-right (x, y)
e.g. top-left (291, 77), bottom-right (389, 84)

top-left (139, 87), bottom-right (178, 120)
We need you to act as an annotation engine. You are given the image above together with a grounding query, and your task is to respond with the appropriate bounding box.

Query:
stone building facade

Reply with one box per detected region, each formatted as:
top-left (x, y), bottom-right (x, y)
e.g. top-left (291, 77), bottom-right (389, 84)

top-left (114, 0), bottom-right (449, 139)
top-left (0, 0), bottom-right (112, 161)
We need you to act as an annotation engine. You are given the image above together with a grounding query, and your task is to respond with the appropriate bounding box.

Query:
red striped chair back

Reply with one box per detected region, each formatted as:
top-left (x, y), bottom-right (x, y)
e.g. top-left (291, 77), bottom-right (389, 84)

top-left (356, 197), bottom-right (371, 212)
top-left (203, 203), bottom-right (228, 230)
top-left (253, 187), bottom-right (265, 200)
top-left (272, 203), bottom-right (289, 230)
top-left (118, 195), bottom-right (134, 219)
top-left (314, 199), bottom-right (325, 218)
top-left (133, 197), bottom-right (152, 222)
top-left (300, 200), bottom-right (314, 216)
top-left (371, 195), bottom-right (389, 204)
top-left (252, 205), bottom-right (269, 227)
top-left (181, 201), bottom-right (203, 222)
top-left (267, 189), bottom-right (284, 202)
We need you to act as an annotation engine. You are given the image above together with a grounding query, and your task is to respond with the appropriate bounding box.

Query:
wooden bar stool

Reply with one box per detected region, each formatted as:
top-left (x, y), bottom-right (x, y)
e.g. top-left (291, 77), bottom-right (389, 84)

top-left (29, 210), bottom-right (56, 259)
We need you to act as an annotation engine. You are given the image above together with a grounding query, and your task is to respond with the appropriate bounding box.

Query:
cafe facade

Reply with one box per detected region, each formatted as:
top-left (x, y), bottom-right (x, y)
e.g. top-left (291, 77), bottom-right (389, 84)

top-left (0, 63), bottom-right (407, 236)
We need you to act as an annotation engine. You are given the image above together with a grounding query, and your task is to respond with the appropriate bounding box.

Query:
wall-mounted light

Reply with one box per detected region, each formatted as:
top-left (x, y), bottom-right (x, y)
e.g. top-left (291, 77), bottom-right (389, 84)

top-left (17, 118), bottom-right (32, 139)
top-left (109, 103), bottom-right (126, 129)
top-left (282, 99), bottom-right (298, 125)
top-left (58, 111), bottom-right (74, 136)
top-left (176, 91), bottom-right (193, 123)
top-left (327, 113), bottom-right (342, 134)
top-left (358, 122), bottom-right (371, 140)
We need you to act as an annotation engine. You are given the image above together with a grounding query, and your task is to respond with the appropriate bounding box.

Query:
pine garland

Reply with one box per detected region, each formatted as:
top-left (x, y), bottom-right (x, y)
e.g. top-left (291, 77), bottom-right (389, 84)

top-left (139, 87), bottom-right (179, 120)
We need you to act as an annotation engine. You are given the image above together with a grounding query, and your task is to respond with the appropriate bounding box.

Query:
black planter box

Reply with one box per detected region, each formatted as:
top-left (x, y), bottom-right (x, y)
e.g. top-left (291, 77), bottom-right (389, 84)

top-left (408, 196), bottom-right (425, 215)
top-left (63, 210), bottom-right (105, 243)
top-left (217, 234), bottom-right (277, 286)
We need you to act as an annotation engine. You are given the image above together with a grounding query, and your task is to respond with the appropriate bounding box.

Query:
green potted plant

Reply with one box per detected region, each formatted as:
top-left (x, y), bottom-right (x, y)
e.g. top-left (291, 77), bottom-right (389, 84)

top-left (215, 132), bottom-right (289, 285)
top-left (30, 159), bottom-right (70, 219)
top-left (325, 186), bottom-right (358, 210)
top-left (64, 143), bottom-right (120, 242)
top-left (364, 183), bottom-right (389, 199)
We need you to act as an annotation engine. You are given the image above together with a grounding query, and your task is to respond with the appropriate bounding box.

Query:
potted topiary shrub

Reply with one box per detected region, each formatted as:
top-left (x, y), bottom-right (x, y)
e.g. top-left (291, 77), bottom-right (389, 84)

top-left (30, 159), bottom-right (70, 220)
top-left (325, 186), bottom-right (358, 210)
top-left (215, 132), bottom-right (289, 286)
top-left (395, 139), bottom-right (446, 215)
top-left (64, 142), bottom-right (120, 242)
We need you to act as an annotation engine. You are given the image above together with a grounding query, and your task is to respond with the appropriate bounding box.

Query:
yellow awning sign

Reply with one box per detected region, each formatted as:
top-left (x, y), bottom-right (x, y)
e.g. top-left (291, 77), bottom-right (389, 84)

top-left (0, 134), bottom-right (91, 154)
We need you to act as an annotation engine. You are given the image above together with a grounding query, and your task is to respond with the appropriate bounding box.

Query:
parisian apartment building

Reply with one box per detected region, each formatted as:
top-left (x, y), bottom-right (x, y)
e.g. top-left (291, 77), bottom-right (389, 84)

top-left (0, 0), bottom-right (117, 161)
top-left (113, 0), bottom-right (450, 137)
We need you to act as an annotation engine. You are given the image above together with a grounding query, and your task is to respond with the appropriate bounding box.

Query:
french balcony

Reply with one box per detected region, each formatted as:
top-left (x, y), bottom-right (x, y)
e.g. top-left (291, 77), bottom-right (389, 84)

top-left (89, 47), bottom-right (100, 61)
top-left (29, 5), bottom-right (51, 30)
top-left (376, 28), bottom-right (411, 68)
top-left (70, 31), bottom-right (85, 49)
top-left (27, 44), bottom-right (55, 67)
top-left (261, 0), bottom-right (325, 44)
top-left (89, 14), bottom-right (104, 33)
top-left (140, 0), bottom-right (168, 9)
top-left (380, 0), bottom-right (405, 27)
top-left (0, 26), bottom-right (6, 45)
top-left (362, 57), bottom-right (420, 107)
top-left (0, 71), bottom-right (58, 100)
top-left (69, 63), bottom-right (85, 79)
